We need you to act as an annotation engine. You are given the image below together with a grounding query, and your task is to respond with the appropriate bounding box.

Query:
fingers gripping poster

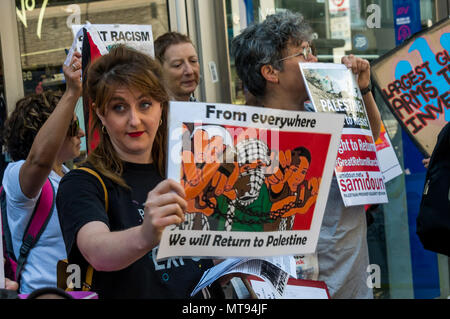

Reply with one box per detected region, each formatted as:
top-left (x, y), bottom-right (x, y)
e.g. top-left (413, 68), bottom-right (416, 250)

top-left (157, 102), bottom-right (345, 259)
top-left (299, 62), bottom-right (388, 207)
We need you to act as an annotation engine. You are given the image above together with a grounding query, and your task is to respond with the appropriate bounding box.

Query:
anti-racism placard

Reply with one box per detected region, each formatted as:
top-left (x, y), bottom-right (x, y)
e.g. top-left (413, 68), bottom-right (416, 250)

top-left (157, 102), bottom-right (345, 259)
top-left (371, 17), bottom-right (450, 157)
top-left (71, 23), bottom-right (155, 58)
top-left (299, 62), bottom-right (388, 207)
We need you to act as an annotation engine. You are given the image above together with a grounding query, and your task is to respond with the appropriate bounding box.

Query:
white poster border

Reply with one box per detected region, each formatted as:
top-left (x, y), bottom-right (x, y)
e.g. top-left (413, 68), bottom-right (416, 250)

top-left (71, 23), bottom-right (155, 58)
top-left (158, 102), bottom-right (345, 259)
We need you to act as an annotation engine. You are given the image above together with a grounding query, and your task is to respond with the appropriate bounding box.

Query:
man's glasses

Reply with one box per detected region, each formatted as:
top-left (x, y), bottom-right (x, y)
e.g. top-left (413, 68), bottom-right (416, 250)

top-left (68, 117), bottom-right (80, 137)
top-left (277, 46), bottom-right (313, 63)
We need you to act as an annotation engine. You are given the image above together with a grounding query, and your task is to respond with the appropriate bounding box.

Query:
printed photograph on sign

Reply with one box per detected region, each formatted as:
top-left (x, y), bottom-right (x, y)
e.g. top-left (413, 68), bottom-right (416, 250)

top-left (300, 62), bottom-right (388, 207)
top-left (371, 17), bottom-right (450, 157)
top-left (301, 65), bottom-right (369, 131)
top-left (158, 102), bottom-right (345, 259)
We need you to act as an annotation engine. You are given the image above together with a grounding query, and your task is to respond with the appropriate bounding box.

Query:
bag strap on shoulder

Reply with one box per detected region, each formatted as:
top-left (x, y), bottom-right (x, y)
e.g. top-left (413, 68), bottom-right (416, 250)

top-left (76, 167), bottom-right (108, 212)
top-left (16, 178), bottom-right (55, 283)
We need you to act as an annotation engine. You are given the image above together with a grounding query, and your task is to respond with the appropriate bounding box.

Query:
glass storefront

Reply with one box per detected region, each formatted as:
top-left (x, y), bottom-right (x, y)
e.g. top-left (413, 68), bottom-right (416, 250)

top-left (14, 0), bottom-right (169, 95)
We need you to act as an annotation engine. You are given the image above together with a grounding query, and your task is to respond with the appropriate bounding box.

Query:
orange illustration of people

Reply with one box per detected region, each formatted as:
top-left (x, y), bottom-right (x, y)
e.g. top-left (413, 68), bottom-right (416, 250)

top-left (266, 147), bottom-right (321, 230)
top-left (180, 125), bottom-right (320, 231)
top-left (180, 125), bottom-right (238, 230)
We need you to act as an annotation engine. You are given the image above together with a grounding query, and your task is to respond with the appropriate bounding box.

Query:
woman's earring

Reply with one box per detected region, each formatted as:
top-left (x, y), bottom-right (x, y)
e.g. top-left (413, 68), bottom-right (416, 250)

top-left (159, 119), bottom-right (162, 126)
top-left (102, 125), bottom-right (107, 134)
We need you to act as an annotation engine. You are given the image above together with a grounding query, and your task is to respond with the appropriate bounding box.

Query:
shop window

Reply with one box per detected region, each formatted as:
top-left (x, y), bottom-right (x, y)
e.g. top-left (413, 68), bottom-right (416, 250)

top-left (15, 0), bottom-right (170, 95)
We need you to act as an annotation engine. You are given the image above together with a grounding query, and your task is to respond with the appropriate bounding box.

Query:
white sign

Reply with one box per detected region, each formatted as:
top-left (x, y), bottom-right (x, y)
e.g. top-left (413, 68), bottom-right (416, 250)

top-left (71, 23), bottom-right (155, 58)
top-left (300, 62), bottom-right (389, 207)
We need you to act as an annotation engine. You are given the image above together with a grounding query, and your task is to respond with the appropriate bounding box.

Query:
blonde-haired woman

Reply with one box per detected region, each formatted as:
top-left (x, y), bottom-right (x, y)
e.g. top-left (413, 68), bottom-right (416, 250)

top-left (56, 45), bottom-right (222, 299)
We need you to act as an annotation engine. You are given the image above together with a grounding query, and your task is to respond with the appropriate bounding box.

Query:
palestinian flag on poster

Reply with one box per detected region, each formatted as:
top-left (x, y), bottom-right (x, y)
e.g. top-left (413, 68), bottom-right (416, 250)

top-left (81, 26), bottom-right (108, 153)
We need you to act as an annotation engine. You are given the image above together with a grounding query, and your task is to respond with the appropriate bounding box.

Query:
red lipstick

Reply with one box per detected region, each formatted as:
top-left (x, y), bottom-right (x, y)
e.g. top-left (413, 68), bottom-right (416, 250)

top-left (128, 132), bottom-right (144, 138)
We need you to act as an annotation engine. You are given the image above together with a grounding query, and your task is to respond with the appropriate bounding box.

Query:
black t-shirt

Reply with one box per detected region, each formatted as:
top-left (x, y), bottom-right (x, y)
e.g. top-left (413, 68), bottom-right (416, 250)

top-left (57, 162), bottom-right (217, 299)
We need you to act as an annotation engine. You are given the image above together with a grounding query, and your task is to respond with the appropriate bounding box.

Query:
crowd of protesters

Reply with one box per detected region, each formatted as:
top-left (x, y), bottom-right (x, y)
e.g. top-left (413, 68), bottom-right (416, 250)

top-left (2, 10), bottom-right (383, 299)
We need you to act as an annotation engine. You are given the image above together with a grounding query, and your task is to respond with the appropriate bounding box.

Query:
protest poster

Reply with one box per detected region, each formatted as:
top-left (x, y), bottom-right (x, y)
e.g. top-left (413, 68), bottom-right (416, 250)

top-left (299, 62), bottom-right (388, 207)
top-left (157, 102), bottom-right (345, 259)
top-left (371, 17), bottom-right (450, 157)
top-left (71, 23), bottom-right (155, 58)
top-left (375, 122), bottom-right (403, 183)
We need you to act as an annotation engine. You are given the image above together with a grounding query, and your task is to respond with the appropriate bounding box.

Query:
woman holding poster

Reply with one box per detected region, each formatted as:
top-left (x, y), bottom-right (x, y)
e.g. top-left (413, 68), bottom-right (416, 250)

top-left (232, 10), bottom-right (381, 298)
top-left (56, 45), bottom-right (222, 299)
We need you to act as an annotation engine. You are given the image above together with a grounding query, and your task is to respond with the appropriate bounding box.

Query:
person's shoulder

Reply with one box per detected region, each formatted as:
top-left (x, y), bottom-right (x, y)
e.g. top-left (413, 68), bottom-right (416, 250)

top-left (56, 165), bottom-right (110, 214)
top-left (61, 166), bottom-right (91, 180)
top-left (2, 160), bottom-right (26, 195)
top-left (60, 164), bottom-right (110, 190)
top-left (3, 160), bottom-right (25, 177)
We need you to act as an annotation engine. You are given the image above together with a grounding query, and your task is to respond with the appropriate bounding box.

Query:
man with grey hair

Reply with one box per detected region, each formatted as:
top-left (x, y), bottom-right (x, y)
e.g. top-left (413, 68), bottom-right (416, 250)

top-left (231, 10), bottom-right (381, 299)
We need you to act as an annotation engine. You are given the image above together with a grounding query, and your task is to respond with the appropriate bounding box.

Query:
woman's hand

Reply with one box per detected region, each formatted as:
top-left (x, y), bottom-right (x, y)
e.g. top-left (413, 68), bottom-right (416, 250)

top-left (3, 258), bottom-right (19, 291)
top-left (142, 179), bottom-right (187, 247)
top-left (63, 51), bottom-right (82, 98)
top-left (341, 54), bottom-right (371, 90)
